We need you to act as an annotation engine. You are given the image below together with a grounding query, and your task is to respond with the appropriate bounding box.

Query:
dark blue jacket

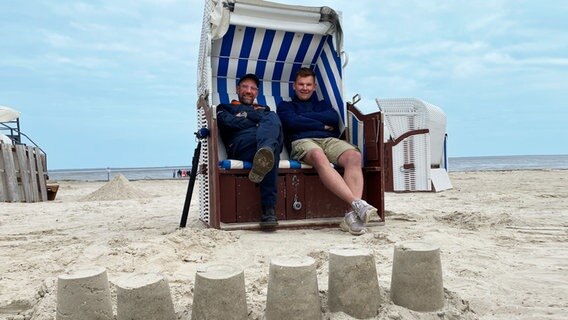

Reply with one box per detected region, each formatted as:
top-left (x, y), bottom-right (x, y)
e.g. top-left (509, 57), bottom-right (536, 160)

top-left (217, 101), bottom-right (271, 149)
top-left (277, 95), bottom-right (340, 148)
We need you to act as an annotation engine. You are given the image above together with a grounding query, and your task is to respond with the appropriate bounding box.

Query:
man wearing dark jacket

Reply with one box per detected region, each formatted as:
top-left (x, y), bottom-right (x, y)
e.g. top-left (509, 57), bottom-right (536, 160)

top-left (277, 67), bottom-right (379, 235)
top-left (217, 73), bottom-right (283, 229)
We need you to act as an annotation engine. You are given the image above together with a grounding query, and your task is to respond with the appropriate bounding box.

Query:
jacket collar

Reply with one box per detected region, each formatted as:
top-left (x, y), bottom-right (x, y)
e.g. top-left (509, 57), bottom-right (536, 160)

top-left (230, 100), bottom-right (268, 111)
top-left (292, 94), bottom-right (317, 103)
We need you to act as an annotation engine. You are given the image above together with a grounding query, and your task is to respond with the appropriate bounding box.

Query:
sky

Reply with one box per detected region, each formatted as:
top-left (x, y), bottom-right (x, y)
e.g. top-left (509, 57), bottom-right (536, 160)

top-left (1, 0), bottom-right (567, 170)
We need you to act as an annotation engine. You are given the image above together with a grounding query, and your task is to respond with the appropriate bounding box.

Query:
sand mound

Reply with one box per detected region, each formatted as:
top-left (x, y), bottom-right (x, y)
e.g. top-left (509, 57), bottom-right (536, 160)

top-left (81, 174), bottom-right (149, 201)
top-left (434, 211), bottom-right (513, 230)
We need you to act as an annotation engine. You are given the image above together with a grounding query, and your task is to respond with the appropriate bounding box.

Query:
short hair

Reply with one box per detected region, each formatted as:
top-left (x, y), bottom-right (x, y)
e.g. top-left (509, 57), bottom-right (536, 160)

top-left (295, 67), bottom-right (316, 81)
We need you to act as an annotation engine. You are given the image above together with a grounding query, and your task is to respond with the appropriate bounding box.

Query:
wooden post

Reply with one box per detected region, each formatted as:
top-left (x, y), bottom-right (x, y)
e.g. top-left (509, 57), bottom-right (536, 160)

top-left (26, 146), bottom-right (40, 201)
top-left (15, 144), bottom-right (33, 203)
top-left (1, 143), bottom-right (20, 202)
top-left (0, 144), bottom-right (6, 202)
top-left (35, 148), bottom-right (48, 201)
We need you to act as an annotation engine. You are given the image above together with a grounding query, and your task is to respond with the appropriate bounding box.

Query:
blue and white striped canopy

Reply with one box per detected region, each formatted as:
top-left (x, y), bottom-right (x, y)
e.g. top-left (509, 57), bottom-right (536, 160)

top-left (208, 0), bottom-right (346, 122)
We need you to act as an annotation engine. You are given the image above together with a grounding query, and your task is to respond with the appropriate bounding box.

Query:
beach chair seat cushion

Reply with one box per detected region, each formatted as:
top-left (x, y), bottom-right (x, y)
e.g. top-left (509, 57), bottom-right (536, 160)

top-left (218, 159), bottom-right (311, 170)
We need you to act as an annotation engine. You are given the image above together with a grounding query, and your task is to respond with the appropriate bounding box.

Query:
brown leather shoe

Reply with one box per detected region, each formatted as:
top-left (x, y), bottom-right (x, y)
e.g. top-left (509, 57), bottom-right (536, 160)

top-left (249, 147), bottom-right (274, 183)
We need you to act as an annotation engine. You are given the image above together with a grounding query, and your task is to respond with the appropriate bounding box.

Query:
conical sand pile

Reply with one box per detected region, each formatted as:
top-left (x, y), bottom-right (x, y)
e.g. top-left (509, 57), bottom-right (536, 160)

top-left (81, 174), bottom-right (149, 201)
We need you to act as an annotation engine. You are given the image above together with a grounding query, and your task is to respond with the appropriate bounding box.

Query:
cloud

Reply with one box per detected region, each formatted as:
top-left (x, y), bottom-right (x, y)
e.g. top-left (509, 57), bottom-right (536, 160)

top-left (3, 0), bottom-right (566, 166)
top-left (43, 32), bottom-right (73, 48)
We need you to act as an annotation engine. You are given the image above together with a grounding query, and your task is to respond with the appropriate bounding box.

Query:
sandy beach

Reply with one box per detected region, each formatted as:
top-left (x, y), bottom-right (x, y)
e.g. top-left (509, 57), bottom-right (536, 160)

top-left (0, 170), bottom-right (566, 319)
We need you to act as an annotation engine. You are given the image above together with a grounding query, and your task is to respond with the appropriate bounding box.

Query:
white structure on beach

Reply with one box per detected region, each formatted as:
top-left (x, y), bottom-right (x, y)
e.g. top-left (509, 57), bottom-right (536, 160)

top-left (377, 98), bottom-right (452, 192)
top-left (0, 105), bottom-right (21, 144)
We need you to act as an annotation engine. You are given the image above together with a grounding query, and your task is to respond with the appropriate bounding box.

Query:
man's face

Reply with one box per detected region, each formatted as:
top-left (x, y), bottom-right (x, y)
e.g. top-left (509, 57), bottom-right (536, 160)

top-left (237, 79), bottom-right (258, 105)
top-left (293, 75), bottom-right (316, 101)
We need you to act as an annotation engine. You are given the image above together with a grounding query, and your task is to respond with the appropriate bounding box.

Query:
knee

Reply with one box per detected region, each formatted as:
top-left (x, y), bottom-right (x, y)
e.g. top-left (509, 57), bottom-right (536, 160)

top-left (306, 149), bottom-right (328, 166)
top-left (340, 150), bottom-right (362, 168)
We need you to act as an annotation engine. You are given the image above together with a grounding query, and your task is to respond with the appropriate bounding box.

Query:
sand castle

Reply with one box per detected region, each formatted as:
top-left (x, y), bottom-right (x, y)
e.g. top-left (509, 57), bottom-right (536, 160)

top-left (55, 243), bottom-right (444, 319)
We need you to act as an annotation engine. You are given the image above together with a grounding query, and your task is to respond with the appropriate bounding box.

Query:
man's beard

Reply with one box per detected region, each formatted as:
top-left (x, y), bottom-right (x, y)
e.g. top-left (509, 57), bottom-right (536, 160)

top-left (240, 95), bottom-right (254, 104)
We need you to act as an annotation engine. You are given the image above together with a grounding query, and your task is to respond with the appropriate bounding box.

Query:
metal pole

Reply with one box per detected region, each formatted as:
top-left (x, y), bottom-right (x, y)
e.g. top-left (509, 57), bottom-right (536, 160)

top-left (179, 141), bottom-right (201, 228)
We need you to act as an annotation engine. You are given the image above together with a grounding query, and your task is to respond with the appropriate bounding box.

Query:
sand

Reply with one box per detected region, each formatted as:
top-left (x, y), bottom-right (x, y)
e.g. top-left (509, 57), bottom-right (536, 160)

top-left (0, 170), bottom-right (566, 319)
top-left (80, 174), bottom-right (149, 201)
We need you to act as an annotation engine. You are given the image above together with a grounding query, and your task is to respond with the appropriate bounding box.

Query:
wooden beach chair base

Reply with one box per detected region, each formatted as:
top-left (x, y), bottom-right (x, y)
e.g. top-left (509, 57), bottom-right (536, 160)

top-left (47, 183), bottom-right (59, 201)
top-left (203, 104), bottom-right (385, 229)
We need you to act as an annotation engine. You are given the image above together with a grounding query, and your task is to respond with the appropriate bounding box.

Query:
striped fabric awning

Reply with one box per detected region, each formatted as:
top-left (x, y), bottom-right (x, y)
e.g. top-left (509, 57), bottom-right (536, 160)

top-left (208, 0), bottom-right (346, 122)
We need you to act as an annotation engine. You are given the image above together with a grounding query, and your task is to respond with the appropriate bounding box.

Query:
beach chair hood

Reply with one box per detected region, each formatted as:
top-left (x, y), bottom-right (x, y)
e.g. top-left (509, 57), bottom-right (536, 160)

top-left (198, 0), bottom-right (346, 117)
top-left (0, 106), bottom-right (21, 123)
top-left (209, 0), bottom-right (342, 47)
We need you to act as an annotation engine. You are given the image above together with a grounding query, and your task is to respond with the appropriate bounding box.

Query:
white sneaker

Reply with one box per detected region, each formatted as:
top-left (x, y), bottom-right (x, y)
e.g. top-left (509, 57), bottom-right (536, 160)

top-left (339, 211), bottom-right (367, 236)
top-left (351, 199), bottom-right (379, 225)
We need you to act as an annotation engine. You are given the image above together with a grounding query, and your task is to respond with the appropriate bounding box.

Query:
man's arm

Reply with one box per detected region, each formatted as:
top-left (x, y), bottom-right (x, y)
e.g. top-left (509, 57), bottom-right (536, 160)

top-left (245, 105), bottom-right (272, 123)
top-left (300, 100), bottom-right (340, 127)
top-left (277, 101), bottom-right (327, 132)
top-left (217, 105), bottom-right (258, 131)
top-left (300, 110), bottom-right (339, 127)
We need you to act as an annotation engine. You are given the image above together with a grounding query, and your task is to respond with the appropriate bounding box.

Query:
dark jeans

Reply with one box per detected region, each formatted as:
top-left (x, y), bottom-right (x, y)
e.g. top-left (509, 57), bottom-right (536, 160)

top-left (227, 112), bottom-right (283, 207)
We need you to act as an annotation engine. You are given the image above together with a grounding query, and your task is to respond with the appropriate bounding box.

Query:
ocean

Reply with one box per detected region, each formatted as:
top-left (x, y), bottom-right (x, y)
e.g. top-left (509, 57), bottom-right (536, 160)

top-left (47, 154), bottom-right (568, 181)
top-left (447, 154), bottom-right (568, 172)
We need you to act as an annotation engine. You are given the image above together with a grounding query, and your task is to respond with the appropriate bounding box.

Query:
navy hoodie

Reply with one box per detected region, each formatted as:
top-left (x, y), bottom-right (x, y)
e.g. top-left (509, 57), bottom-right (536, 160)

top-left (217, 100), bottom-right (271, 150)
top-left (277, 94), bottom-right (340, 148)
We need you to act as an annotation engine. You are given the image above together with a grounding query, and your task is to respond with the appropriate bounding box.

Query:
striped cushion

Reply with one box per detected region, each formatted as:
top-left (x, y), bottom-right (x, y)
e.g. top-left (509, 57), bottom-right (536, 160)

top-left (219, 159), bottom-right (312, 170)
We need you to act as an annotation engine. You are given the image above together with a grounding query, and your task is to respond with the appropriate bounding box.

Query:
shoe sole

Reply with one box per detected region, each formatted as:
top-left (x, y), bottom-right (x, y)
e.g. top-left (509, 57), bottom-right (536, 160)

top-left (249, 148), bottom-right (274, 183)
top-left (361, 207), bottom-right (379, 224)
top-left (260, 221), bottom-right (278, 231)
top-left (339, 221), bottom-right (366, 236)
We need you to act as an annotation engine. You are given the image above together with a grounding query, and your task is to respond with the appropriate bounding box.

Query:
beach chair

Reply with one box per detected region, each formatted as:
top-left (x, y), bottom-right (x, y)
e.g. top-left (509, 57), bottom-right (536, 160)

top-left (376, 98), bottom-right (452, 192)
top-left (0, 106), bottom-right (22, 144)
top-left (195, 0), bottom-right (385, 229)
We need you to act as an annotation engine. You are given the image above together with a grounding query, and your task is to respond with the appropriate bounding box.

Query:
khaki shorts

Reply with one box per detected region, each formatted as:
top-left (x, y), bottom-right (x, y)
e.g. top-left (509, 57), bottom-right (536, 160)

top-left (290, 138), bottom-right (358, 165)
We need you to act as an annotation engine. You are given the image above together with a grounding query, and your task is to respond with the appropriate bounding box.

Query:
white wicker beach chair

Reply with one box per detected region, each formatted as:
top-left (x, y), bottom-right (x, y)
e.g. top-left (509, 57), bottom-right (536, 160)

top-left (377, 98), bottom-right (452, 192)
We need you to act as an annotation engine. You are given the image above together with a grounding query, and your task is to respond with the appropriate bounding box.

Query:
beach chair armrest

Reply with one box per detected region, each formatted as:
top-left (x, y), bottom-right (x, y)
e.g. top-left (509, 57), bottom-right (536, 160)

top-left (346, 103), bottom-right (384, 166)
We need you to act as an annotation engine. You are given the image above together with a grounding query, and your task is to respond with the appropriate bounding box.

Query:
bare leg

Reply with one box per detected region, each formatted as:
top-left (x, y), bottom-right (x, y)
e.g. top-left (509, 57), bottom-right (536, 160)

top-left (303, 149), bottom-right (356, 204)
top-left (337, 149), bottom-right (364, 199)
